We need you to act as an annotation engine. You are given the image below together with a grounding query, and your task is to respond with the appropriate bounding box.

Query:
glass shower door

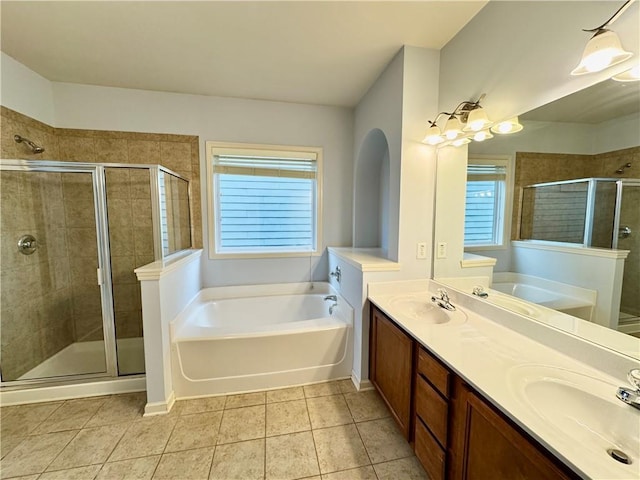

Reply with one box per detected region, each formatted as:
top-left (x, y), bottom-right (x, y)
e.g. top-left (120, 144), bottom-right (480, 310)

top-left (0, 166), bottom-right (112, 382)
top-left (616, 181), bottom-right (640, 333)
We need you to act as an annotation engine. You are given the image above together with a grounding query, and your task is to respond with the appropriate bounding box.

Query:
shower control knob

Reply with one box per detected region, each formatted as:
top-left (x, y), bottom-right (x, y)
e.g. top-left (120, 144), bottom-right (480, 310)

top-left (17, 234), bottom-right (37, 255)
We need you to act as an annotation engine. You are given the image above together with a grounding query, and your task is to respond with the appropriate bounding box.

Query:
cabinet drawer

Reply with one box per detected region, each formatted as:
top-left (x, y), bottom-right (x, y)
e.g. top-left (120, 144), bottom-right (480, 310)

top-left (415, 374), bottom-right (448, 447)
top-left (415, 416), bottom-right (446, 480)
top-left (417, 347), bottom-right (450, 398)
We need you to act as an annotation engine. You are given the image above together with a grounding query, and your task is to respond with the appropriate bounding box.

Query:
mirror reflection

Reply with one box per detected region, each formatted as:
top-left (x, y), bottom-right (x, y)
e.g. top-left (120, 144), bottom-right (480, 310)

top-left (160, 171), bottom-right (192, 256)
top-left (458, 78), bottom-right (639, 345)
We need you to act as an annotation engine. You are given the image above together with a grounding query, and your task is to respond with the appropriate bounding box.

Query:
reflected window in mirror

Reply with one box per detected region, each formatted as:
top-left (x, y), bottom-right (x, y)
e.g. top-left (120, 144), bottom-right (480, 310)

top-left (464, 157), bottom-right (512, 249)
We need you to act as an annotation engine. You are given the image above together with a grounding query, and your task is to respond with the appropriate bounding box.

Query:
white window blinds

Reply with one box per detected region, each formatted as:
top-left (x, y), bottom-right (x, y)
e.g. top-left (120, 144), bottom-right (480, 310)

top-left (212, 151), bottom-right (318, 253)
top-left (464, 164), bottom-right (507, 246)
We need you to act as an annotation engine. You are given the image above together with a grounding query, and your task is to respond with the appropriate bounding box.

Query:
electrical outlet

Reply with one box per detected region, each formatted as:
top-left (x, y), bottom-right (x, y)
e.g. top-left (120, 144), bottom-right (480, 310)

top-left (416, 242), bottom-right (427, 259)
top-left (437, 242), bottom-right (447, 259)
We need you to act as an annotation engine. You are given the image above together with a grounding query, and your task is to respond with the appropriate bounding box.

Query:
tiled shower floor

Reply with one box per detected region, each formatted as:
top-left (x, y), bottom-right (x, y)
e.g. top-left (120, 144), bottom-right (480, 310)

top-left (0, 380), bottom-right (428, 479)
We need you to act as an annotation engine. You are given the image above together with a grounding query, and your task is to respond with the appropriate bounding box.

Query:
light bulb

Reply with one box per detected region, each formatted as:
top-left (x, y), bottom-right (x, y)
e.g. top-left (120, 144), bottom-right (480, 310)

top-left (490, 117), bottom-right (523, 134)
top-left (443, 116), bottom-right (463, 140)
top-left (463, 107), bottom-right (492, 132)
top-left (473, 130), bottom-right (493, 142)
top-left (423, 125), bottom-right (444, 145)
top-left (452, 137), bottom-right (471, 147)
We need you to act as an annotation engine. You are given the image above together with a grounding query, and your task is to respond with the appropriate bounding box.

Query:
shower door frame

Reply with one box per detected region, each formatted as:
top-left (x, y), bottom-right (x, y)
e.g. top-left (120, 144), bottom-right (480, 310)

top-left (0, 160), bottom-right (118, 387)
top-left (612, 179), bottom-right (640, 249)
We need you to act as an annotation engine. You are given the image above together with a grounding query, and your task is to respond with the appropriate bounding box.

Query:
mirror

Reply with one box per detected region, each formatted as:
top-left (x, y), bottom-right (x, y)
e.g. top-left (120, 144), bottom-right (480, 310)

top-left (437, 77), bottom-right (640, 359)
top-left (160, 171), bottom-right (192, 256)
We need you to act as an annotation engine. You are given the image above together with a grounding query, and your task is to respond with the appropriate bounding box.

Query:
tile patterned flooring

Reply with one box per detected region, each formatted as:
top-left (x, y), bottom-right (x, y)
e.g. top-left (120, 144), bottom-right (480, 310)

top-left (0, 380), bottom-right (428, 480)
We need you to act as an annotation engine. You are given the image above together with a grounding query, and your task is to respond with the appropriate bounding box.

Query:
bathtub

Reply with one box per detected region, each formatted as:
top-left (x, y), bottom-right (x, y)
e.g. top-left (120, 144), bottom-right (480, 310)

top-left (491, 272), bottom-right (596, 321)
top-left (170, 282), bottom-right (353, 398)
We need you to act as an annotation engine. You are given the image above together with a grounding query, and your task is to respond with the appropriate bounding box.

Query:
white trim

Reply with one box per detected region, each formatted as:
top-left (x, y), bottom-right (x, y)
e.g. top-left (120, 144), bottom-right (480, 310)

top-left (143, 391), bottom-right (175, 416)
top-left (328, 247), bottom-right (401, 272)
top-left (512, 240), bottom-right (630, 259)
top-left (0, 376), bottom-right (145, 406)
top-left (134, 249), bottom-right (202, 281)
top-left (205, 141), bottom-right (323, 260)
top-left (460, 252), bottom-right (498, 268)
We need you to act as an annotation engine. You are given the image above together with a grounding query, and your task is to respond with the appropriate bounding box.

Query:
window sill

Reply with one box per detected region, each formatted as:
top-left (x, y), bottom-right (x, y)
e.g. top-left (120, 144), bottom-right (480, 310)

top-left (208, 250), bottom-right (322, 260)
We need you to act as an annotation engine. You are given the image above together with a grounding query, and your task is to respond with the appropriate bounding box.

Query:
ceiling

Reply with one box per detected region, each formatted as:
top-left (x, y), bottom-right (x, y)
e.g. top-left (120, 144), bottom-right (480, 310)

top-left (0, 1), bottom-right (487, 108)
top-left (521, 78), bottom-right (640, 124)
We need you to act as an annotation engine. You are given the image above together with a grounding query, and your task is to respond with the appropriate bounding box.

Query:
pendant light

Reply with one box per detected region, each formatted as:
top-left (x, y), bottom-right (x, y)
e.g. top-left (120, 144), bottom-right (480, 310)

top-left (612, 65), bottom-right (640, 81)
top-left (491, 117), bottom-right (523, 135)
top-left (443, 115), bottom-right (463, 140)
top-left (463, 107), bottom-right (492, 132)
top-left (571, 0), bottom-right (635, 76)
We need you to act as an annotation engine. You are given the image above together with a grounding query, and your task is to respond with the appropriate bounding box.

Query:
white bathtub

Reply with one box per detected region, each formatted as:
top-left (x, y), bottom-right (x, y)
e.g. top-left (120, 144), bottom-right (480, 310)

top-left (492, 273), bottom-right (596, 321)
top-left (170, 282), bottom-right (353, 398)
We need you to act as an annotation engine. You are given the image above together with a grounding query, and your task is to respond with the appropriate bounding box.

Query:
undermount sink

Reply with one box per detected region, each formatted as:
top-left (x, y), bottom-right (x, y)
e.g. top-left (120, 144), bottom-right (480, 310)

top-left (508, 365), bottom-right (640, 475)
top-left (387, 294), bottom-right (467, 325)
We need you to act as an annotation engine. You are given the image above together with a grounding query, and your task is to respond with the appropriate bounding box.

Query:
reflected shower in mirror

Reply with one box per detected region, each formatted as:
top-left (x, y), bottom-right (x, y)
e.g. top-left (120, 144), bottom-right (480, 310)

top-left (458, 78), bottom-right (640, 347)
top-left (159, 170), bottom-right (192, 256)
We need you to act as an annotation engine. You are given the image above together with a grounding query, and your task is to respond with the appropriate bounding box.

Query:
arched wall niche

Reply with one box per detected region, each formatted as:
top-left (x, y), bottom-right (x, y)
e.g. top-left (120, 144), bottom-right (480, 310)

top-left (353, 128), bottom-right (393, 257)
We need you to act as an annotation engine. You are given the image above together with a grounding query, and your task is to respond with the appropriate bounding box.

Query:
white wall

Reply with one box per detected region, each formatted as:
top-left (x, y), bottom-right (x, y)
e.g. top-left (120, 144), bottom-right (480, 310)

top-left (20, 81), bottom-right (354, 287)
top-left (0, 52), bottom-right (55, 125)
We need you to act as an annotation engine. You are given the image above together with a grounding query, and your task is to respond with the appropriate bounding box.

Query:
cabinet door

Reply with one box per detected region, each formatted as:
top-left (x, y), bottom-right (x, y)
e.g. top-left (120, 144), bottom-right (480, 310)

top-left (370, 306), bottom-right (413, 438)
top-left (450, 378), bottom-right (576, 480)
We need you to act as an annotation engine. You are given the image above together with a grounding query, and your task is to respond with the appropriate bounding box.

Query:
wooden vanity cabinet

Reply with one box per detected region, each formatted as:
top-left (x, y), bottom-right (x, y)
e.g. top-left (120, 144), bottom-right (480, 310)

top-left (369, 305), bottom-right (580, 480)
top-left (449, 376), bottom-right (577, 480)
top-left (369, 305), bottom-right (413, 439)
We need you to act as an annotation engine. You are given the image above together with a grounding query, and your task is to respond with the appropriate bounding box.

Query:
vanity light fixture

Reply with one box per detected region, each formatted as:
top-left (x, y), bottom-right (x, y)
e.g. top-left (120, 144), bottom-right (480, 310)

top-left (423, 94), bottom-right (523, 148)
top-left (612, 64), bottom-right (640, 81)
top-left (571, 0), bottom-right (635, 76)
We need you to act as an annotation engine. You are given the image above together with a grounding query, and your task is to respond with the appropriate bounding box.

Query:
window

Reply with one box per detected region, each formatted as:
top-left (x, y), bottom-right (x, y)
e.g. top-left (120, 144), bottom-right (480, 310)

top-left (206, 142), bottom-right (322, 257)
top-left (464, 158), bottom-right (511, 248)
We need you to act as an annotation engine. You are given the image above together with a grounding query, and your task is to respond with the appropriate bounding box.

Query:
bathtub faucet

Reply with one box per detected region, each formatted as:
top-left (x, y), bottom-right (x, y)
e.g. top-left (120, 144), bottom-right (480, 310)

top-left (324, 295), bottom-right (338, 315)
top-left (330, 266), bottom-right (341, 283)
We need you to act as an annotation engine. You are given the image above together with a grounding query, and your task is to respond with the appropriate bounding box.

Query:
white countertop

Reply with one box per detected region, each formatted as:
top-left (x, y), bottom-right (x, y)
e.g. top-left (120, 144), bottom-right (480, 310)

top-left (368, 280), bottom-right (640, 480)
top-left (327, 247), bottom-right (401, 272)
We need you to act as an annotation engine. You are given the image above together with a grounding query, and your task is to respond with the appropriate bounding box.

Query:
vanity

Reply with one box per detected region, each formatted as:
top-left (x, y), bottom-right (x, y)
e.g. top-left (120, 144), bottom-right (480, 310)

top-left (368, 280), bottom-right (640, 480)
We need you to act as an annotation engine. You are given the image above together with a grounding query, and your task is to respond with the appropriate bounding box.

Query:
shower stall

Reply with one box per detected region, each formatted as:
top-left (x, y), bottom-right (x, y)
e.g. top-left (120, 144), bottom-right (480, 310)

top-left (520, 177), bottom-right (640, 332)
top-left (0, 159), bottom-right (192, 388)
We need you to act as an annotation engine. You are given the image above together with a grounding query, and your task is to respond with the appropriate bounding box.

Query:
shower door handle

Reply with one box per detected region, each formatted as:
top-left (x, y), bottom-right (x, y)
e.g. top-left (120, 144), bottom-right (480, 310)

top-left (619, 226), bottom-right (631, 239)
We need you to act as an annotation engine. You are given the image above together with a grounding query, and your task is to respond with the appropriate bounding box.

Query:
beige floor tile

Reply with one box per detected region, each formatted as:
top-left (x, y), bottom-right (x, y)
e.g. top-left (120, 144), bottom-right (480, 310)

top-left (373, 457), bottom-right (427, 480)
top-left (225, 392), bottom-right (265, 409)
top-left (357, 417), bottom-right (413, 464)
top-left (312, 424), bottom-right (370, 474)
top-left (174, 396), bottom-right (226, 415)
top-left (164, 411), bottom-right (222, 452)
top-left (34, 397), bottom-right (108, 434)
top-left (266, 399), bottom-right (310, 437)
top-left (209, 439), bottom-right (265, 480)
top-left (321, 465), bottom-right (377, 480)
top-left (85, 393), bottom-right (146, 427)
top-left (152, 447), bottom-right (213, 480)
top-left (344, 390), bottom-right (390, 423)
top-left (217, 405), bottom-right (265, 444)
top-left (0, 434), bottom-right (24, 460)
top-left (0, 402), bottom-right (63, 437)
top-left (0, 475), bottom-right (39, 480)
top-left (38, 465), bottom-right (102, 480)
top-left (337, 379), bottom-right (358, 394)
top-left (303, 382), bottom-right (342, 398)
top-left (0, 430), bottom-right (76, 478)
top-left (47, 423), bottom-right (129, 471)
top-left (265, 431), bottom-right (319, 480)
top-left (96, 456), bottom-right (160, 480)
top-left (266, 387), bottom-right (304, 403)
top-left (108, 416), bottom-right (177, 462)
top-left (306, 395), bottom-right (353, 429)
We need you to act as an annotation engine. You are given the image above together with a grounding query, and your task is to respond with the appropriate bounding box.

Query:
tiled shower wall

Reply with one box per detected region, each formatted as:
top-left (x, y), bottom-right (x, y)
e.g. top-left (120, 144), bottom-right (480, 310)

top-left (1, 106), bottom-right (201, 376)
top-left (513, 147), bottom-right (640, 239)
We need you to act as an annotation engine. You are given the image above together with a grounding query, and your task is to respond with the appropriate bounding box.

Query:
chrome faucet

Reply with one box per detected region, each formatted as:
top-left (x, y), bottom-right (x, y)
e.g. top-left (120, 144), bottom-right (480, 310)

top-left (431, 288), bottom-right (456, 311)
top-left (616, 369), bottom-right (640, 410)
top-left (472, 286), bottom-right (489, 298)
top-left (324, 295), bottom-right (338, 315)
top-left (330, 266), bottom-right (341, 283)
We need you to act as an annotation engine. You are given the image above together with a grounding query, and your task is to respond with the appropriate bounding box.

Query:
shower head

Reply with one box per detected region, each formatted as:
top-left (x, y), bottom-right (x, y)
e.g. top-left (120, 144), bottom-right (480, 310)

top-left (14, 135), bottom-right (45, 154)
top-left (616, 162), bottom-right (632, 174)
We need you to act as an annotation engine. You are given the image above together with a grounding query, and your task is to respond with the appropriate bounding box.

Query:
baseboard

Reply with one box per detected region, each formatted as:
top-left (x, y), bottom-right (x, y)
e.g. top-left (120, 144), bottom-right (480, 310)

top-left (144, 391), bottom-right (175, 416)
top-left (351, 370), bottom-right (373, 391)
